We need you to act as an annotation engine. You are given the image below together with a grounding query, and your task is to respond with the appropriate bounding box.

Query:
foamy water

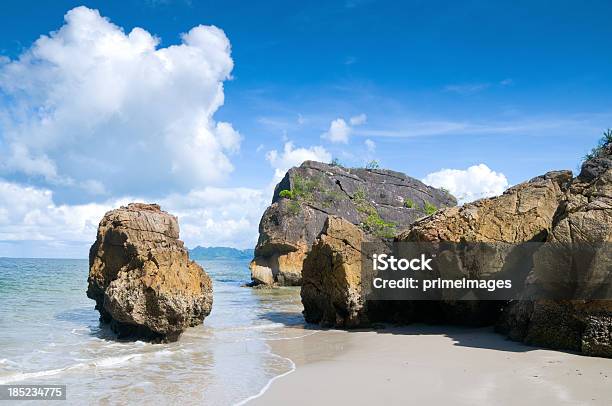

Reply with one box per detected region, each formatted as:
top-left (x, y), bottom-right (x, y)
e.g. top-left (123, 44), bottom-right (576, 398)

top-left (0, 258), bottom-right (306, 405)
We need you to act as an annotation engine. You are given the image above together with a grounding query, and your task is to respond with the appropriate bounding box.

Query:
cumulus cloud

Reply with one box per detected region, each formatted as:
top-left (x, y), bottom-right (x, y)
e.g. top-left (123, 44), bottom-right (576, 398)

top-left (0, 179), bottom-right (130, 257)
top-left (0, 6), bottom-right (239, 197)
top-left (322, 113), bottom-right (367, 144)
top-left (159, 187), bottom-right (268, 249)
top-left (0, 178), bottom-right (266, 257)
top-left (422, 164), bottom-right (509, 204)
top-left (322, 118), bottom-right (351, 143)
top-left (0, 7), bottom-right (277, 257)
top-left (266, 142), bottom-right (331, 182)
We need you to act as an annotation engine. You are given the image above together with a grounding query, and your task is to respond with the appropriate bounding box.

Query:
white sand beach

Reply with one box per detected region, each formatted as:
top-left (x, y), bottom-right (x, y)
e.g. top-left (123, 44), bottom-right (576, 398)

top-left (251, 325), bottom-right (612, 406)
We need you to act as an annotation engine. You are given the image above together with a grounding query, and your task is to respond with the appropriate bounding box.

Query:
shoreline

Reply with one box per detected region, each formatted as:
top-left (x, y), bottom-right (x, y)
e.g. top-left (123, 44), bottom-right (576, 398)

top-left (235, 328), bottom-right (324, 405)
top-left (250, 324), bottom-right (612, 405)
top-left (234, 352), bottom-right (296, 406)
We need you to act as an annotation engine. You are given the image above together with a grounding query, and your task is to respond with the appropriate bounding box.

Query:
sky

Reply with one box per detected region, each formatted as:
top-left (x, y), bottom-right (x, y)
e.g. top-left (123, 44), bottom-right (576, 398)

top-left (0, 0), bottom-right (611, 257)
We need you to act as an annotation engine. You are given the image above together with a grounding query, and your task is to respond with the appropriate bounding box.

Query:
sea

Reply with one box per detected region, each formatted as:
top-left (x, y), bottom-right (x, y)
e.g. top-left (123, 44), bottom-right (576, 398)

top-left (0, 258), bottom-right (307, 405)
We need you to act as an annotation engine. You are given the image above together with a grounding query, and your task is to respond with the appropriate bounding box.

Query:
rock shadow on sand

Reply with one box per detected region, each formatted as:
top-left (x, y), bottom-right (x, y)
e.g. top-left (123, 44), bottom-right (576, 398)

top-left (258, 307), bottom-right (563, 355)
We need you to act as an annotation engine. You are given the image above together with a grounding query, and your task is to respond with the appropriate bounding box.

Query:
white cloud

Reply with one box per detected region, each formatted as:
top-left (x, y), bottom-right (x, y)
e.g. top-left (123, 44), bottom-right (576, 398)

top-left (422, 164), bottom-right (509, 204)
top-left (0, 6), bottom-right (238, 197)
top-left (322, 118), bottom-right (351, 143)
top-left (322, 113), bottom-right (367, 144)
top-left (365, 139), bottom-right (376, 152)
top-left (159, 187), bottom-right (268, 249)
top-left (0, 178), bottom-right (267, 257)
top-left (266, 142), bottom-right (331, 182)
top-left (0, 179), bottom-right (129, 251)
top-left (350, 113), bottom-right (367, 126)
top-left (214, 122), bottom-right (242, 153)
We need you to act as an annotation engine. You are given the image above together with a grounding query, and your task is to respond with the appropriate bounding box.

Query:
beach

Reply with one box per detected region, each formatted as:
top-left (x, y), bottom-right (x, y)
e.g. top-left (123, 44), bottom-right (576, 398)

top-left (2, 2), bottom-right (612, 405)
top-left (1, 257), bottom-right (611, 405)
top-left (252, 325), bottom-right (612, 405)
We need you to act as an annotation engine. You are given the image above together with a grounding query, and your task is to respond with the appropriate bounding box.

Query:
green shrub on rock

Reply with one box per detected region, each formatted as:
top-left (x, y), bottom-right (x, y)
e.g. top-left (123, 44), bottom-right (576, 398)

top-left (353, 187), bottom-right (368, 204)
top-left (279, 189), bottom-right (295, 199)
top-left (404, 198), bottom-right (415, 208)
top-left (362, 212), bottom-right (396, 238)
top-left (292, 174), bottom-right (319, 202)
top-left (584, 129), bottom-right (612, 162)
top-left (286, 200), bottom-right (301, 216)
top-left (424, 201), bottom-right (437, 216)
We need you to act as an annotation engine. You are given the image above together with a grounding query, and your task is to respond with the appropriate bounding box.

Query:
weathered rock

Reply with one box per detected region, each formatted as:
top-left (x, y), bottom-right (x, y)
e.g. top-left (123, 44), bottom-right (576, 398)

top-left (497, 144), bottom-right (612, 357)
top-left (497, 300), bottom-right (612, 356)
top-left (403, 170), bottom-right (572, 244)
top-left (301, 216), bottom-right (367, 327)
top-left (396, 171), bottom-right (573, 325)
top-left (301, 171), bottom-right (571, 328)
top-left (396, 170), bottom-right (575, 327)
top-left (87, 203), bottom-right (213, 342)
top-left (251, 161), bottom-right (456, 285)
top-left (300, 148), bottom-right (612, 356)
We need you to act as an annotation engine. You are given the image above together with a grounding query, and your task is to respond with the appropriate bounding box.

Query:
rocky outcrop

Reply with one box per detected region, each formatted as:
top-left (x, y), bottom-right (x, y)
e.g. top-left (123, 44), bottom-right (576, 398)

top-left (251, 161), bottom-right (456, 285)
top-left (301, 170), bottom-right (571, 328)
top-left (301, 216), bottom-right (367, 327)
top-left (301, 141), bottom-right (612, 357)
top-left (403, 170), bottom-right (572, 244)
top-left (87, 203), bottom-right (213, 342)
top-left (497, 143), bottom-right (612, 357)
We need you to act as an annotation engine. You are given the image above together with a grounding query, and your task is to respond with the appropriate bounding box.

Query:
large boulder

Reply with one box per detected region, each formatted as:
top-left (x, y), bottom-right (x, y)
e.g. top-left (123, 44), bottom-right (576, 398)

top-left (497, 143), bottom-right (612, 357)
top-left (301, 171), bottom-right (571, 328)
top-left (300, 143), bottom-right (612, 357)
top-left (403, 170), bottom-right (572, 244)
top-left (250, 161), bottom-right (456, 285)
top-left (301, 216), bottom-right (367, 327)
top-left (395, 170), bottom-right (572, 327)
top-left (87, 203), bottom-right (213, 342)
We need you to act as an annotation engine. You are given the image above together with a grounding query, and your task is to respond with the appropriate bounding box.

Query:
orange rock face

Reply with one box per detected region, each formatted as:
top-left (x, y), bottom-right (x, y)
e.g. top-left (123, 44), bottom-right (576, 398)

top-left (87, 203), bottom-right (213, 341)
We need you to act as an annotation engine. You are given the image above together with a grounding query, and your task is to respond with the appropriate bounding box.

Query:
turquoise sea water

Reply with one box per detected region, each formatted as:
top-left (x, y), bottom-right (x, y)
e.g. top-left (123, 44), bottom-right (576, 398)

top-left (0, 258), bottom-right (304, 405)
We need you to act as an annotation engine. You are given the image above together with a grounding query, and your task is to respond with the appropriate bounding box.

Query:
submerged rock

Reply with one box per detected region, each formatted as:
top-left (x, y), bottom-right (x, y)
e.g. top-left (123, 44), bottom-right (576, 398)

top-left (251, 161), bottom-right (456, 286)
top-left (87, 203), bottom-right (213, 342)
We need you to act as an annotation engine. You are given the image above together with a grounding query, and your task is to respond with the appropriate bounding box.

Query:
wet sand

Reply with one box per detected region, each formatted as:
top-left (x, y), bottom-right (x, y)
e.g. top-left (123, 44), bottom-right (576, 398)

top-left (250, 325), bottom-right (612, 405)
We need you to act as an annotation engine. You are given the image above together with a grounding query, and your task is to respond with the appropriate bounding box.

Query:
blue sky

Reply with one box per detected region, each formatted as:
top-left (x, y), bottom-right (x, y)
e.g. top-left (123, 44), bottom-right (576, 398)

top-left (0, 0), bottom-right (611, 256)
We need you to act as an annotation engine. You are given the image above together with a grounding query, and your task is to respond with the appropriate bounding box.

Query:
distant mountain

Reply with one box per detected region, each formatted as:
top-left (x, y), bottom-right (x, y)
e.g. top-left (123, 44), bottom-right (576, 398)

top-left (189, 246), bottom-right (254, 260)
